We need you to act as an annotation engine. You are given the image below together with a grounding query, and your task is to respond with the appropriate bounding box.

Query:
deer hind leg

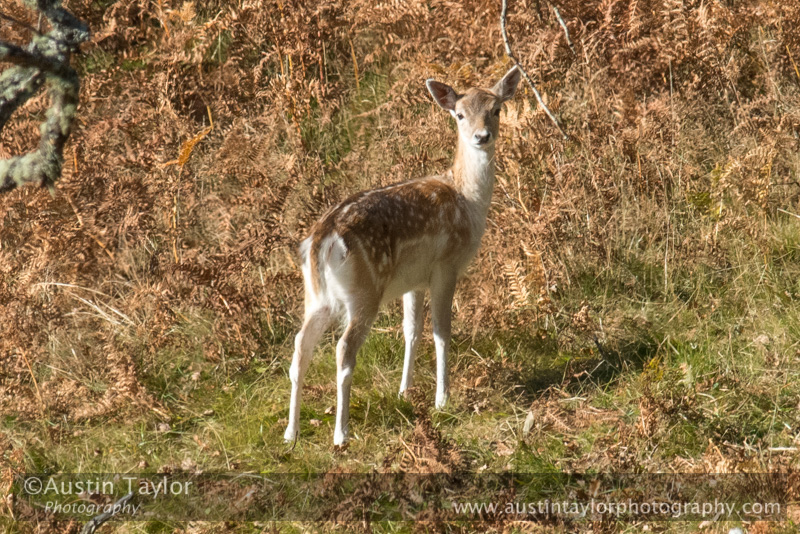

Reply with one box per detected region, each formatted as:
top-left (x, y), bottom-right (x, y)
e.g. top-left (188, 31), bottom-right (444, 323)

top-left (333, 303), bottom-right (378, 446)
top-left (399, 289), bottom-right (425, 397)
top-left (430, 269), bottom-right (457, 410)
top-left (284, 305), bottom-right (331, 442)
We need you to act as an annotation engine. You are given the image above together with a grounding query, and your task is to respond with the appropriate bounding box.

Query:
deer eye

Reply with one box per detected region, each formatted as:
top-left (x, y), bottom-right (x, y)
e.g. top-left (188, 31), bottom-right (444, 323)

top-left (456, 113), bottom-right (464, 120)
top-left (494, 108), bottom-right (501, 116)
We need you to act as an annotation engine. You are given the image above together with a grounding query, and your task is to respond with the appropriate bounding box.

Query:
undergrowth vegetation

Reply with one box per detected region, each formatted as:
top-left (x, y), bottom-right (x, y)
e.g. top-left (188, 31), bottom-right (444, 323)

top-left (2, 0), bottom-right (800, 532)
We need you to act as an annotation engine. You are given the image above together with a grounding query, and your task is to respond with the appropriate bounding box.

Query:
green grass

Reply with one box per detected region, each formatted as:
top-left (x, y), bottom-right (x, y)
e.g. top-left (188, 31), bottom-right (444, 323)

top-left (80, 48), bottom-right (115, 74)
top-left (14, 214), bottom-right (800, 532)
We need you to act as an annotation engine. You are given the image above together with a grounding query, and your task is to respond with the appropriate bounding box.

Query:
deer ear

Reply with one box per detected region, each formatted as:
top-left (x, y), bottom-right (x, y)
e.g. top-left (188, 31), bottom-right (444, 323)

top-left (492, 66), bottom-right (521, 102)
top-left (426, 79), bottom-right (459, 111)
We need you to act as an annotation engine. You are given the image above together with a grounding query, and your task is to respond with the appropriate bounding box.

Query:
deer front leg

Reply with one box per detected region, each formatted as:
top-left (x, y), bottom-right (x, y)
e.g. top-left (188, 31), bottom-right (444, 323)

top-left (399, 289), bottom-right (425, 397)
top-left (430, 271), bottom-right (456, 410)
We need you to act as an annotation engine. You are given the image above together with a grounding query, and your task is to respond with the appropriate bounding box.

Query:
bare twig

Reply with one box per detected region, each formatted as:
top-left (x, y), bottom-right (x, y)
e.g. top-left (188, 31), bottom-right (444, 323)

top-left (18, 350), bottom-right (45, 416)
top-left (592, 335), bottom-right (611, 361)
top-left (80, 492), bottom-right (135, 534)
top-left (787, 44), bottom-right (800, 86)
top-left (551, 5), bottom-right (575, 55)
top-left (0, 10), bottom-right (72, 47)
top-left (500, 0), bottom-right (568, 140)
top-left (778, 208), bottom-right (800, 220)
top-left (0, 10), bottom-right (42, 36)
top-left (347, 32), bottom-right (359, 94)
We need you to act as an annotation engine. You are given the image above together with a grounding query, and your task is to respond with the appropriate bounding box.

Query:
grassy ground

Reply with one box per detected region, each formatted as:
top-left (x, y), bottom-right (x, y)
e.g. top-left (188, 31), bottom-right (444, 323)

top-left (3, 0), bottom-right (800, 532)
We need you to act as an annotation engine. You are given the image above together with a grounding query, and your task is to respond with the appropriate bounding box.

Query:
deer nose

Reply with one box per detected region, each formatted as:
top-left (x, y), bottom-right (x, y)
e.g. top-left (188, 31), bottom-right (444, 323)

top-left (474, 131), bottom-right (491, 145)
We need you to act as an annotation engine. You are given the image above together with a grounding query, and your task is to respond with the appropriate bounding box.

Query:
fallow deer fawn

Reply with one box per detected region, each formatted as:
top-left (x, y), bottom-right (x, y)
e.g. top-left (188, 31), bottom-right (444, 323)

top-left (285, 66), bottom-right (521, 445)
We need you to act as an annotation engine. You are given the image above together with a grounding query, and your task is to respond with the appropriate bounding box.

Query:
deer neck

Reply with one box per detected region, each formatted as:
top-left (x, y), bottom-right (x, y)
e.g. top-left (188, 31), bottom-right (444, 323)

top-left (452, 139), bottom-right (496, 215)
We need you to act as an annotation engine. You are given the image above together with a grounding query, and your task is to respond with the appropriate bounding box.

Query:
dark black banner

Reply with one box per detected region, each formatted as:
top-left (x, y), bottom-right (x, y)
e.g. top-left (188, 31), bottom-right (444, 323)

top-left (13, 472), bottom-right (791, 522)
